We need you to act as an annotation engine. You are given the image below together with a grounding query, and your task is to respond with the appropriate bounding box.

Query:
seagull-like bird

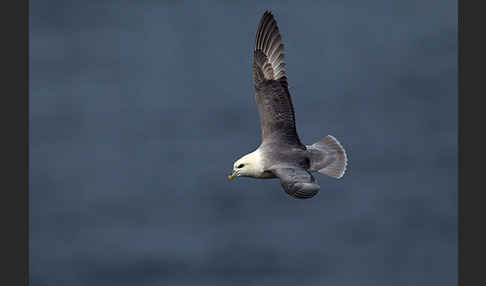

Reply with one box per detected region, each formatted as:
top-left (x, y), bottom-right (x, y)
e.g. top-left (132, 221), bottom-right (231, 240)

top-left (228, 11), bottom-right (348, 199)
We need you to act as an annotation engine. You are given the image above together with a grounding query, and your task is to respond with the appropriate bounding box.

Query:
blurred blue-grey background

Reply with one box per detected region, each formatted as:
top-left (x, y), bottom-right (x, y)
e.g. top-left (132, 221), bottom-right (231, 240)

top-left (29, 1), bottom-right (457, 285)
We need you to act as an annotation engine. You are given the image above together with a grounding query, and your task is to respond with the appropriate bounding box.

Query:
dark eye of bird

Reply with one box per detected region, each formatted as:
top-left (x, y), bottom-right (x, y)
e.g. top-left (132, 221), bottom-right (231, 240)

top-left (238, 164), bottom-right (245, 168)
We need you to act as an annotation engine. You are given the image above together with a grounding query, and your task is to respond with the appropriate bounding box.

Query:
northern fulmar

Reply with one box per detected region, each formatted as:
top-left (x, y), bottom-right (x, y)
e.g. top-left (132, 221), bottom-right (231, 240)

top-left (228, 11), bottom-right (348, 199)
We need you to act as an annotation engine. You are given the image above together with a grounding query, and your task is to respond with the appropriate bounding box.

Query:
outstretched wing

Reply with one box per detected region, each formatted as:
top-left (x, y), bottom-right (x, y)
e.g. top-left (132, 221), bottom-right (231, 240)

top-left (270, 165), bottom-right (320, 199)
top-left (253, 11), bottom-right (303, 147)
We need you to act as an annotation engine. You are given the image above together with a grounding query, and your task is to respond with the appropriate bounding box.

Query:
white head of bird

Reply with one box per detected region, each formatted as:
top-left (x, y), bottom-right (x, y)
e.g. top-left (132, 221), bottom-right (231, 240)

top-left (227, 150), bottom-right (264, 181)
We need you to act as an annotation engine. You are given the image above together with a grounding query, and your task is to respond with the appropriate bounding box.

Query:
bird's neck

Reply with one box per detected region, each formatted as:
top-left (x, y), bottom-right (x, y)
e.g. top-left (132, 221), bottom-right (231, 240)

top-left (245, 149), bottom-right (266, 177)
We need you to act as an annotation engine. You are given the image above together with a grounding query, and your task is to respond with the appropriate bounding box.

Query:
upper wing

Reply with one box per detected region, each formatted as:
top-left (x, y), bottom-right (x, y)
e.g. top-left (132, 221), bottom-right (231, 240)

top-left (253, 11), bottom-right (303, 146)
top-left (270, 165), bottom-right (320, 199)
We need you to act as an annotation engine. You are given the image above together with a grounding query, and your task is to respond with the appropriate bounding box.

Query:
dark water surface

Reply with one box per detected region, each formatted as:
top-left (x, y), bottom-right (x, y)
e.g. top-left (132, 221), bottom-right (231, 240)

top-left (30, 1), bottom-right (457, 285)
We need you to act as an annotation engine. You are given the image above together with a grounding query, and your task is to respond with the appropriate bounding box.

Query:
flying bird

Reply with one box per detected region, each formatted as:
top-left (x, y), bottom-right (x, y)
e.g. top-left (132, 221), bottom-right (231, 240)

top-left (228, 11), bottom-right (347, 199)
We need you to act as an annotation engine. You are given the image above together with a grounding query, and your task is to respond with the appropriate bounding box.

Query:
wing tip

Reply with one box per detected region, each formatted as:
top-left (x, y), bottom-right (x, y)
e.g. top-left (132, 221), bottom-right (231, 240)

top-left (263, 10), bottom-right (273, 17)
top-left (292, 183), bottom-right (320, 199)
top-left (254, 10), bottom-right (287, 83)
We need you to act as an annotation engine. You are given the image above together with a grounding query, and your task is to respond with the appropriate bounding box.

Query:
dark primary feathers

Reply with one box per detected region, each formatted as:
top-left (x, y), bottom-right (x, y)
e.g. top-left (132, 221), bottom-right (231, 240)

top-left (253, 11), bottom-right (303, 147)
top-left (254, 11), bottom-right (287, 83)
